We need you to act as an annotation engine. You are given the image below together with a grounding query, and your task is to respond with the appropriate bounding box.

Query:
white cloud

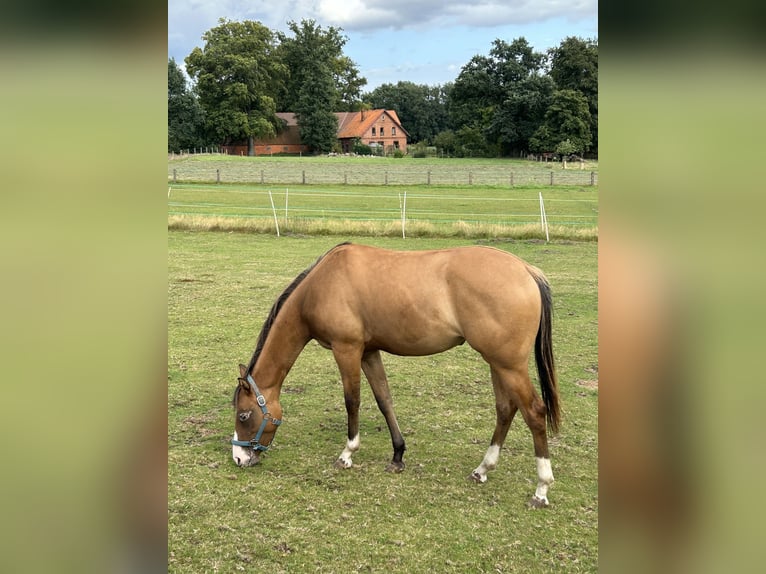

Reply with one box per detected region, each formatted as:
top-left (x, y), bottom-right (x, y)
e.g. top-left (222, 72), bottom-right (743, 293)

top-left (169, 0), bottom-right (596, 39)
top-left (314, 0), bottom-right (595, 31)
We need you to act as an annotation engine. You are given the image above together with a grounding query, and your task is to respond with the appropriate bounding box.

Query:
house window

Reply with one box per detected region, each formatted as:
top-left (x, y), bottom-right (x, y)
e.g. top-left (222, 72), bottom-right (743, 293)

top-left (372, 127), bottom-right (376, 136)
top-left (394, 141), bottom-right (400, 149)
top-left (379, 126), bottom-right (385, 136)
top-left (392, 127), bottom-right (396, 136)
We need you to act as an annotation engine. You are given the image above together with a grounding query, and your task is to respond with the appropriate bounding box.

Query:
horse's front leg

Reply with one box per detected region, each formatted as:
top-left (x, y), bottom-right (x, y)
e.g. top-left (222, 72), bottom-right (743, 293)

top-left (332, 343), bottom-right (363, 469)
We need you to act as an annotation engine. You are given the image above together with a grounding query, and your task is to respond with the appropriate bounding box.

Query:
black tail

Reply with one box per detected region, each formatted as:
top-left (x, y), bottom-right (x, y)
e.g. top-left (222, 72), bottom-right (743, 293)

top-left (532, 273), bottom-right (561, 434)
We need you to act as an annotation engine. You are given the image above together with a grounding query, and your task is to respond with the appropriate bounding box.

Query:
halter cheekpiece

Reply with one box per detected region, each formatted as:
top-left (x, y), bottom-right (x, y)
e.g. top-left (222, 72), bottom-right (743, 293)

top-left (231, 374), bottom-right (282, 452)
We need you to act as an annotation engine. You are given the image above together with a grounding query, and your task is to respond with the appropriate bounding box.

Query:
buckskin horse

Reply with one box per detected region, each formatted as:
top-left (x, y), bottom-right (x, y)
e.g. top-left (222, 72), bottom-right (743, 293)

top-left (231, 242), bottom-right (560, 507)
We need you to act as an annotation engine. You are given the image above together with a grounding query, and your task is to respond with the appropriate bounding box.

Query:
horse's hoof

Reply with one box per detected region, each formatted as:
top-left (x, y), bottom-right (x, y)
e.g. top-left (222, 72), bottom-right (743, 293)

top-left (385, 461), bottom-right (405, 473)
top-left (528, 495), bottom-right (550, 509)
top-left (334, 458), bottom-right (351, 470)
top-left (469, 471), bottom-right (487, 483)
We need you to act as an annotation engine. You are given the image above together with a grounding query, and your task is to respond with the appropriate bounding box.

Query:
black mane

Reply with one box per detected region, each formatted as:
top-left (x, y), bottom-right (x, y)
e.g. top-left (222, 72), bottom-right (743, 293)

top-left (235, 242), bottom-right (350, 404)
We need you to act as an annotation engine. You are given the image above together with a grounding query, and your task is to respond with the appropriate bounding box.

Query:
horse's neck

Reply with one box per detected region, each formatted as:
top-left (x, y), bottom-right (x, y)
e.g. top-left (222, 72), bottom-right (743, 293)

top-left (251, 300), bottom-right (309, 396)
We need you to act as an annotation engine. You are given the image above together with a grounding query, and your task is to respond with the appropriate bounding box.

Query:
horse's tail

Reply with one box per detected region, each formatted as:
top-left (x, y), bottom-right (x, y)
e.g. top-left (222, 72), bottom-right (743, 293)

top-left (529, 267), bottom-right (561, 435)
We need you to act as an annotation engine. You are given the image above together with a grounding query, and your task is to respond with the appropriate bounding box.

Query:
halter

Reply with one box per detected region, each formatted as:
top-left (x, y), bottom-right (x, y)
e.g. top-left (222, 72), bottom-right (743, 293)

top-left (231, 374), bottom-right (282, 452)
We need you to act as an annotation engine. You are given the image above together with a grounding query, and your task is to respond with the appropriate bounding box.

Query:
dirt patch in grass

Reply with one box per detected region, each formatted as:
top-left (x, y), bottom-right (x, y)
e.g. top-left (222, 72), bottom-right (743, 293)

top-left (576, 379), bottom-right (599, 390)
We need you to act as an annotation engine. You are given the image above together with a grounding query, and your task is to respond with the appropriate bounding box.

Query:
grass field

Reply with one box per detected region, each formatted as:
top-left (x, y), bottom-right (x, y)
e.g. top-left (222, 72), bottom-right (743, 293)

top-left (167, 156), bottom-right (598, 241)
top-left (168, 233), bottom-right (598, 573)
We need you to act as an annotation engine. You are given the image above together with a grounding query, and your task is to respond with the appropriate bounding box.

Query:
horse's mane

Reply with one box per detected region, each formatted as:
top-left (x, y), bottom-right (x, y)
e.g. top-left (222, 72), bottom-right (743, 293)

top-left (241, 241), bottom-right (351, 382)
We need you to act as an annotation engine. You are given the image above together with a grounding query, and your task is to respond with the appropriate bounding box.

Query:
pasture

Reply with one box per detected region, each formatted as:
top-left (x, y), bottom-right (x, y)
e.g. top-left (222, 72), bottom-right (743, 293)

top-left (168, 232), bottom-right (598, 572)
top-left (167, 155), bottom-right (598, 241)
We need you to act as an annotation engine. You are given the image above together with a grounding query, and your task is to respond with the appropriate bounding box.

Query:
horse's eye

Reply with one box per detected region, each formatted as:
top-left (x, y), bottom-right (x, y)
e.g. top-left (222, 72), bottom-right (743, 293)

top-left (238, 411), bottom-right (251, 422)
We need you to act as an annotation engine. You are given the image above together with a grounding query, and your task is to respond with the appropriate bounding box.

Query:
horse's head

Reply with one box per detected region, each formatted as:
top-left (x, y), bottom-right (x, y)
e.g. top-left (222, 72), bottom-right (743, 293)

top-left (231, 364), bottom-right (283, 467)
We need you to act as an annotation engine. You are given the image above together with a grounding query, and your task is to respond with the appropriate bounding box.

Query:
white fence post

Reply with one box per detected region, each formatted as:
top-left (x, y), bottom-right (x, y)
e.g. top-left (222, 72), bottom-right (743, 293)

top-left (539, 192), bottom-right (550, 242)
top-left (284, 188), bottom-right (289, 223)
top-left (269, 191), bottom-right (280, 237)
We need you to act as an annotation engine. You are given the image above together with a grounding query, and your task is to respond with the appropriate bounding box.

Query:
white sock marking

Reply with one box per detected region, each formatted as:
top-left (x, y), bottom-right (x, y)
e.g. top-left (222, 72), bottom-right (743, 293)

top-left (534, 457), bottom-right (554, 503)
top-left (338, 434), bottom-right (360, 467)
top-left (472, 444), bottom-right (501, 481)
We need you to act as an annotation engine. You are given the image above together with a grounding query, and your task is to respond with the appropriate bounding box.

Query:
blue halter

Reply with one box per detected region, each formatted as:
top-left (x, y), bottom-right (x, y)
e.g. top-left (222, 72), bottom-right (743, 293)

top-left (231, 374), bottom-right (282, 452)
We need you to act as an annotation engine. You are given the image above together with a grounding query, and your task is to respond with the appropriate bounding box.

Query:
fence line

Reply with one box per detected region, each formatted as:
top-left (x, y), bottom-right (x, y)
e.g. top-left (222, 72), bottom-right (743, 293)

top-left (168, 166), bottom-right (598, 187)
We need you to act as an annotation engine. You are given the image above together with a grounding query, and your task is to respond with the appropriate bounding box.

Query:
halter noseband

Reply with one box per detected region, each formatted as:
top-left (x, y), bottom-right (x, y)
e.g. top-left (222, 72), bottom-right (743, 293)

top-left (231, 374), bottom-right (282, 452)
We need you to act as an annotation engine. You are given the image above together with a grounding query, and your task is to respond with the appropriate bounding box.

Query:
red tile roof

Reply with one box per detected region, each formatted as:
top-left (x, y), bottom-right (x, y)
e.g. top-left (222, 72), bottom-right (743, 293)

top-left (276, 110), bottom-right (409, 139)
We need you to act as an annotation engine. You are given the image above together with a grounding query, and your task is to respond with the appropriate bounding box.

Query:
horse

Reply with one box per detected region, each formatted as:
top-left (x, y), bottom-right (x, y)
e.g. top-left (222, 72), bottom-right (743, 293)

top-left (231, 242), bottom-right (560, 507)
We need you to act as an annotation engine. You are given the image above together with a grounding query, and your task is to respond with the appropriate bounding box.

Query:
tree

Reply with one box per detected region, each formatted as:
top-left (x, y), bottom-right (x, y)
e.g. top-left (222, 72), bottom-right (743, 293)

top-left (295, 62), bottom-right (338, 153)
top-left (528, 124), bottom-right (553, 154)
top-left (455, 125), bottom-right (488, 157)
top-left (449, 37), bottom-right (553, 156)
top-left (168, 58), bottom-right (205, 152)
top-left (449, 53), bottom-right (499, 136)
top-left (277, 19), bottom-right (365, 113)
top-left (433, 129), bottom-right (457, 156)
top-left (333, 56), bottom-right (367, 112)
top-left (185, 19), bottom-right (285, 155)
top-left (531, 89), bottom-right (592, 155)
top-left (483, 38), bottom-right (553, 155)
top-left (555, 139), bottom-right (578, 168)
top-left (549, 37), bottom-right (598, 154)
top-left (277, 19), bottom-right (362, 151)
top-left (487, 72), bottom-right (554, 156)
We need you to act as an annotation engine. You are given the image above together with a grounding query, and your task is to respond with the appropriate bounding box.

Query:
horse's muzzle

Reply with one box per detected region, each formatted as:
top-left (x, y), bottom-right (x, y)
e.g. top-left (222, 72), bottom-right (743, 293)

top-left (234, 452), bottom-right (261, 467)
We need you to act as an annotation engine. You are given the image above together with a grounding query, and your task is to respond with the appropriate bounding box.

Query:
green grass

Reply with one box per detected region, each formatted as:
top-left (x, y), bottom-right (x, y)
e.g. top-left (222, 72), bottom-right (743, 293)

top-left (168, 233), bottom-right (598, 573)
top-left (168, 156), bottom-right (598, 241)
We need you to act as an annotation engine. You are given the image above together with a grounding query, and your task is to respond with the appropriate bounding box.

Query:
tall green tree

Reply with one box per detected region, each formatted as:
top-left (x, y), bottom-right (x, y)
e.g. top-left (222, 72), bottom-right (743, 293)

top-left (530, 89), bottom-right (592, 154)
top-left (167, 58), bottom-right (205, 152)
top-left (548, 37), bottom-right (598, 154)
top-left (295, 62), bottom-right (338, 153)
top-left (333, 55), bottom-right (367, 112)
top-left (277, 19), bottom-right (365, 113)
top-left (449, 53), bottom-right (499, 134)
top-left (450, 38), bottom-right (553, 156)
top-left (277, 19), bottom-right (366, 151)
top-left (185, 18), bottom-right (285, 155)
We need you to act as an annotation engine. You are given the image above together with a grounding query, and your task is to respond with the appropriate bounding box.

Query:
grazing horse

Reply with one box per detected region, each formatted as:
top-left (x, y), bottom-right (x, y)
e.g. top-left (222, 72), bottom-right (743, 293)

top-left (231, 242), bottom-right (560, 507)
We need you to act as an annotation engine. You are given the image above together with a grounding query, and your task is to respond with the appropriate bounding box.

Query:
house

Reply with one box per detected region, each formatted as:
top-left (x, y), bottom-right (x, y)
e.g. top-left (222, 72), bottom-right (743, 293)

top-left (221, 109), bottom-right (409, 156)
top-left (335, 109), bottom-right (409, 154)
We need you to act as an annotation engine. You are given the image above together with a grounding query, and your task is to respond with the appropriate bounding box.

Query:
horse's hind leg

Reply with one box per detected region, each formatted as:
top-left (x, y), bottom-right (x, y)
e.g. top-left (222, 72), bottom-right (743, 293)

top-left (362, 350), bottom-right (406, 472)
top-left (473, 365), bottom-right (555, 507)
top-left (470, 367), bottom-right (518, 483)
top-left (503, 366), bottom-right (555, 507)
top-left (332, 343), bottom-right (363, 469)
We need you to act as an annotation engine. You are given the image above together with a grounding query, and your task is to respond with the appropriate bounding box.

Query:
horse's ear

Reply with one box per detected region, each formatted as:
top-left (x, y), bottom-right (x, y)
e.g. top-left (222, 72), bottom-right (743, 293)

top-left (238, 377), bottom-right (251, 394)
top-left (238, 364), bottom-right (251, 394)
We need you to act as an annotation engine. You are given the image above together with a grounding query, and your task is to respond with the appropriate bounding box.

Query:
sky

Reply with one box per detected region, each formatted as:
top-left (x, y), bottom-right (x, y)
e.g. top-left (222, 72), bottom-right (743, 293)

top-left (168, 0), bottom-right (597, 91)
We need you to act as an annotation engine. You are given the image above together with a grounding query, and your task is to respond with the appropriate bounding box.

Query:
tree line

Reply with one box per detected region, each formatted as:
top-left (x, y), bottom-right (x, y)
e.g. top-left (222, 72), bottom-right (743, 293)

top-left (169, 18), bottom-right (597, 158)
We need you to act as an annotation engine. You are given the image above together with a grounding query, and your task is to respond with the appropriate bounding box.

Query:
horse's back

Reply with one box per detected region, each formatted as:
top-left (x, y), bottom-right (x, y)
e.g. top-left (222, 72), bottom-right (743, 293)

top-left (301, 244), bottom-right (542, 359)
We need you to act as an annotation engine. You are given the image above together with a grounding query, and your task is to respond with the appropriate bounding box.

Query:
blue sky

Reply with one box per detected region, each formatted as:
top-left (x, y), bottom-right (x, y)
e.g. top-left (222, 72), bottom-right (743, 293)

top-left (168, 0), bottom-right (597, 90)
